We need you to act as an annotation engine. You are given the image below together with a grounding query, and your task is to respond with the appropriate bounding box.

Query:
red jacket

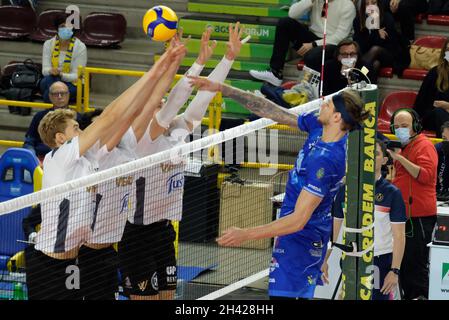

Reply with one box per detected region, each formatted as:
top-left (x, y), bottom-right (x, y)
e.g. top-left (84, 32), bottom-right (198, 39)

top-left (392, 134), bottom-right (438, 218)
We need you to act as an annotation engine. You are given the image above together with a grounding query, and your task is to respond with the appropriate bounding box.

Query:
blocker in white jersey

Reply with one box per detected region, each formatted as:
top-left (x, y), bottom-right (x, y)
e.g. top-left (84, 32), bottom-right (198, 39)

top-left (131, 124), bottom-right (188, 225)
top-left (36, 136), bottom-right (100, 254)
top-left (87, 128), bottom-right (138, 244)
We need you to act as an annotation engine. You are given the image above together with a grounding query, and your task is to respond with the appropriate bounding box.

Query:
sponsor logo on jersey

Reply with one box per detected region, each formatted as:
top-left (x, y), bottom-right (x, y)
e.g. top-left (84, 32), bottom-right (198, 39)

top-left (151, 272), bottom-right (159, 291)
top-left (375, 192), bottom-right (384, 202)
top-left (137, 280), bottom-right (148, 292)
top-left (316, 168), bottom-right (325, 179)
top-left (167, 172), bottom-right (184, 194)
top-left (120, 193), bottom-right (131, 214)
top-left (269, 258), bottom-right (279, 273)
top-left (307, 184), bottom-right (322, 193)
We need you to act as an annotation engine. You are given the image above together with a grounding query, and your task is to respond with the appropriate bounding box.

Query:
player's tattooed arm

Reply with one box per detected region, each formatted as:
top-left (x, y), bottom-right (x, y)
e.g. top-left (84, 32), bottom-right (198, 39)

top-left (188, 77), bottom-right (298, 127)
top-left (221, 84), bottom-right (297, 127)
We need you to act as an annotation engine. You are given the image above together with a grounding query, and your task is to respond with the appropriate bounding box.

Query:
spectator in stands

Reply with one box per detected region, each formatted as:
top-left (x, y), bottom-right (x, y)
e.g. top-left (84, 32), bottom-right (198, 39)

top-left (414, 39), bottom-right (449, 138)
top-left (435, 121), bottom-right (449, 198)
top-left (249, 0), bottom-right (356, 86)
top-left (353, 0), bottom-right (410, 81)
top-left (388, 108), bottom-right (438, 300)
top-left (382, 0), bottom-right (428, 43)
top-left (322, 39), bottom-right (373, 96)
top-left (40, 16), bottom-right (86, 103)
top-left (23, 81), bottom-right (79, 160)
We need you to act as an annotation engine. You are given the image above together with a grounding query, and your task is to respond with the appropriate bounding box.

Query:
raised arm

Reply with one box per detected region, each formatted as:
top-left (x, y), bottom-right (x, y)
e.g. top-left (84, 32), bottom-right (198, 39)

top-left (189, 77), bottom-right (298, 127)
top-left (147, 27), bottom-right (217, 140)
top-left (78, 44), bottom-right (185, 156)
top-left (133, 35), bottom-right (189, 142)
top-left (182, 23), bottom-right (243, 132)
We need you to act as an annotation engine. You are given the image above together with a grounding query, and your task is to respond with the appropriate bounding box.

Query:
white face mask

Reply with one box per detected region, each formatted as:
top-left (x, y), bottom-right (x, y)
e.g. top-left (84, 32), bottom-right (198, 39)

top-left (341, 57), bottom-right (357, 68)
top-left (445, 51), bottom-right (449, 62)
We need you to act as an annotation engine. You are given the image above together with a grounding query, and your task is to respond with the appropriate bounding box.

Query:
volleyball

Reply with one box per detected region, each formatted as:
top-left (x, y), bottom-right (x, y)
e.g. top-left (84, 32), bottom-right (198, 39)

top-left (142, 5), bottom-right (178, 42)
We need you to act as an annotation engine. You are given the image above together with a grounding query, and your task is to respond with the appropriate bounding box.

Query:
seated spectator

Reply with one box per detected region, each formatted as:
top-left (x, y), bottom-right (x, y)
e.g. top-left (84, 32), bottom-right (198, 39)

top-left (436, 122), bottom-right (449, 198)
top-left (382, 0), bottom-right (428, 43)
top-left (353, 0), bottom-right (410, 81)
top-left (324, 139), bottom-right (406, 300)
top-left (40, 15), bottom-right (86, 103)
top-left (249, 0), bottom-right (356, 86)
top-left (414, 38), bottom-right (449, 137)
top-left (23, 81), bottom-right (80, 160)
top-left (322, 39), bottom-right (373, 96)
top-left (428, 0), bottom-right (449, 14)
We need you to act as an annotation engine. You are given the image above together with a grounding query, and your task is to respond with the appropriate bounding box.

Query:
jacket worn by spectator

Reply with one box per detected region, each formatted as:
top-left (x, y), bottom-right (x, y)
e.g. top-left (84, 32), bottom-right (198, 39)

top-left (392, 134), bottom-right (438, 218)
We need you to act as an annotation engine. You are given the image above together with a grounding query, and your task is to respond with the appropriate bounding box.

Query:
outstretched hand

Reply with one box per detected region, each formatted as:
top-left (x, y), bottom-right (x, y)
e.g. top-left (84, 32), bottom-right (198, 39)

top-left (197, 27), bottom-right (217, 65)
top-left (216, 227), bottom-right (248, 247)
top-left (188, 76), bottom-right (222, 92)
top-left (225, 22), bottom-right (244, 60)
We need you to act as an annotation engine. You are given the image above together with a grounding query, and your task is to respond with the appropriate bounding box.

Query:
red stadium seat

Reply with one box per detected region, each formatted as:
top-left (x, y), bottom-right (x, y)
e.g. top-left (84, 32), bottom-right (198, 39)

top-left (401, 69), bottom-right (429, 80)
top-left (0, 6), bottom-right (36, 40)
top-left (379, 67), bottom-right (393, 78)
top-left (427, 15), bottom-right (449, 26)
top-left (78, 12), bottom-right (126, 47)
top-left (413, 35), bottom-right (447, 48)
top-left (296, 60), bottom-right (305, 71)
top-left (378, 91), bottom-right (418, 133)
top-left (30, 9), bottom-right (82, 42)
top-left (415, 13), bottom-right (426, 24)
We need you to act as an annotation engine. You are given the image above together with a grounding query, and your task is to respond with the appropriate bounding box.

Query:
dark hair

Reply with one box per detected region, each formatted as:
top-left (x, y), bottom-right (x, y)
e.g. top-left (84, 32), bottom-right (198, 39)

top-left (359, 0), bottom-right (384, 31)
top-left (375, 138), bottom-right (388, 157)
top-left (78, 109), bottom-right (103, 130)
top-left (335, 39), bottom-right (361, 60)
top-left (339, 89), bottom-right (371, 131)
top-left (54, 15), bottom-right (69, 29)
top-left (441, 121), bottom-right (449, 134)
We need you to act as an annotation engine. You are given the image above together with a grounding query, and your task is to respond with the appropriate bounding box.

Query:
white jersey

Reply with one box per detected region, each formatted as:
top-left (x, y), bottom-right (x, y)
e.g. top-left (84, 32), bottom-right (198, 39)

top-left (130, 123), bottom-right (187, 225)
top-left (87, 128), bottom-right (138, 244)
top-left (36, 136), bottom-right (100, 254)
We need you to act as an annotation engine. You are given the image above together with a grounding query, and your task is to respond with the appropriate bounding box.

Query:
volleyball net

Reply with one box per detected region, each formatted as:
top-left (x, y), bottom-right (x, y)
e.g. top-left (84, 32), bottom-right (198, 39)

top-left (0, 85), bottom-right (378, 300)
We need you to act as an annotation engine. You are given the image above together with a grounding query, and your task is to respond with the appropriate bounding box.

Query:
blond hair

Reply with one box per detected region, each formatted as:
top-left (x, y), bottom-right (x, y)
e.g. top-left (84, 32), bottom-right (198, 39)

top-left (38, 109), bottom-right (77, 148)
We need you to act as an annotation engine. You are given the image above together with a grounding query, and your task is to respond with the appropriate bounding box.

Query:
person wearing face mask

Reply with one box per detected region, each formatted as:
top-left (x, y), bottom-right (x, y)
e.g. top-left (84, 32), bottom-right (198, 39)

top-left (353, 0), bottom-right (410, 81)
top-left (40, 15), bottom-right (87, 103)
top-left (388, 108), bottom-right (438, 300)
top-left (435, 122), bottom-right (449, 199)
top-left (414, 39), bottom-right (449, 138)
top-left (322, 39), bottom-right (373, 96)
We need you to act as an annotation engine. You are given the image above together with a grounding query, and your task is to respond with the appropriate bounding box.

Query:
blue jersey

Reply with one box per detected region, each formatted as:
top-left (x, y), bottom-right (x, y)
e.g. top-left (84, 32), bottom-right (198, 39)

top-left (269, 111), bottom-right (347, 299)
top-left (280, 111), bottom-right (347, 234)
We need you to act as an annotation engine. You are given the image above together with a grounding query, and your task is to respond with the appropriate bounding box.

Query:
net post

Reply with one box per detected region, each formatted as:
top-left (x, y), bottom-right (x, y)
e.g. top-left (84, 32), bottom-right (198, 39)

top-left (341, 85), bottom-right (378, 300)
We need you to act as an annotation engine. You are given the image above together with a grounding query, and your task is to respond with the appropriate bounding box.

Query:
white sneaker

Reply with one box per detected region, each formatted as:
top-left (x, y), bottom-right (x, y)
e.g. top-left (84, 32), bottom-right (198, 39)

top-left (249, 70), bottom-right (282, 86)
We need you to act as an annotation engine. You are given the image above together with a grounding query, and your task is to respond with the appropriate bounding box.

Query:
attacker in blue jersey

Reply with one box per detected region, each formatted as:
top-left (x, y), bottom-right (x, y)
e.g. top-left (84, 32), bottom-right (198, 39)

top-left (189, 77), bottom-right (370, 299)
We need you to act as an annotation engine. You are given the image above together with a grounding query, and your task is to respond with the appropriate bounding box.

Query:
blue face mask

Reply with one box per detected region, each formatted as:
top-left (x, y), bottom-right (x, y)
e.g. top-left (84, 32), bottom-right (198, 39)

top-left (58, 27), bottom-right (73, 40)
top-left (395, 127), bottom-right (411, 145)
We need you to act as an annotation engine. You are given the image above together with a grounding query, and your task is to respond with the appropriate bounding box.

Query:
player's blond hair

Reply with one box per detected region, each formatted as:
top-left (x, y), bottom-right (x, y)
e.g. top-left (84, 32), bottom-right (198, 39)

top-left (38, 109), bottom-right (77, 148)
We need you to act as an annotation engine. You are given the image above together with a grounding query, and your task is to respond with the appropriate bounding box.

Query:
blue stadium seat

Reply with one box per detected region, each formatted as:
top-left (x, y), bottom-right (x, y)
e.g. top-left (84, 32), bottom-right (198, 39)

top-left (0, 148), bottom-right (39, 258)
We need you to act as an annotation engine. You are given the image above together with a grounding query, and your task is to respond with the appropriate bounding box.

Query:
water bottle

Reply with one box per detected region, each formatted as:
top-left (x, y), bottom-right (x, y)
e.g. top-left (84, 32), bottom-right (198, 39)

top-left (174, 279), bottom-right (186, 300)
top-left (13, 282), bottom-right (25, 300)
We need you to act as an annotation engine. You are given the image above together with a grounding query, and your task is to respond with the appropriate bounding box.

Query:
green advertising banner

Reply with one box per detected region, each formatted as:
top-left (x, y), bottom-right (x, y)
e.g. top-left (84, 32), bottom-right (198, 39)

top-left (341, 86), bottom-right (378, 300)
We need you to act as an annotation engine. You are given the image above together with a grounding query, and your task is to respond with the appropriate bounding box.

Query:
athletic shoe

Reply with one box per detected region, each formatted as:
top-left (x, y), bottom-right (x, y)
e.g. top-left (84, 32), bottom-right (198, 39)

top-left (249, 70), bottom-right (282, 86)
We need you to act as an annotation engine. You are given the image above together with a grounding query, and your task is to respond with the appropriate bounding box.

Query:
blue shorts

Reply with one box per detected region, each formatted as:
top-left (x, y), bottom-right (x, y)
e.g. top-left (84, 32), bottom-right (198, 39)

top-left (268, 227), bottom-right (330, 299)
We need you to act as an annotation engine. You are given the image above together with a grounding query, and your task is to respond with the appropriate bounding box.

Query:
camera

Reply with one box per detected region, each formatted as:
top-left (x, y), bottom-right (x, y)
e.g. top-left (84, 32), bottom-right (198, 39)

top-left (386, 140), bottom-right (402, 150)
